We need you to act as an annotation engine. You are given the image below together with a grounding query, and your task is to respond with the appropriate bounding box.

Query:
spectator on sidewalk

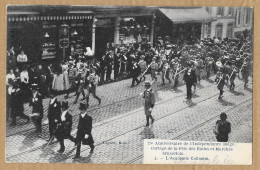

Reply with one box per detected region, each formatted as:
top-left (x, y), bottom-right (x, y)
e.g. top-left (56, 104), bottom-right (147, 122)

top-left (214, 112), bottom-right (231, 142)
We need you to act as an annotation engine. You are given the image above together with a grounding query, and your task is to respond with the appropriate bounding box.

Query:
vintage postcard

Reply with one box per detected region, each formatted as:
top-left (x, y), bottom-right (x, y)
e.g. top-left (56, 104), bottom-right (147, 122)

top-left (5, 5), bottom-right (253, 165)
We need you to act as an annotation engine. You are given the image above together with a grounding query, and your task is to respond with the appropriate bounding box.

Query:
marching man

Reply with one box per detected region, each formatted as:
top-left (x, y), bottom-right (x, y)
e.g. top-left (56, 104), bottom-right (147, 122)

top-left (171, 57), bottom-right (180, 90)
top-left (138, 55), bottom-right (147, 82)
top-left (85, 69), bottom-right (101, 107)
top-left (159, 58), bottom-right (171, 85)
top-left (150, 57), bottom-right (158, 81)
top-left (141, 81), bottom-right (155, 127)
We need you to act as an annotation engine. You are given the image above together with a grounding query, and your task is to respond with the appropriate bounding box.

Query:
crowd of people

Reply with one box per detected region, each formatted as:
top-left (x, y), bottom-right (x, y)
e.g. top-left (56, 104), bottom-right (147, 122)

top-left (6, 32), bottom-right (253, 156)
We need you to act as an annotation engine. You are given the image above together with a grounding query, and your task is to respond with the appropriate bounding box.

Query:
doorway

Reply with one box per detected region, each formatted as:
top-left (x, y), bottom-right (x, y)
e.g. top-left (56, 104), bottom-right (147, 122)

top-left (95, 26), bottom-right (114, 59)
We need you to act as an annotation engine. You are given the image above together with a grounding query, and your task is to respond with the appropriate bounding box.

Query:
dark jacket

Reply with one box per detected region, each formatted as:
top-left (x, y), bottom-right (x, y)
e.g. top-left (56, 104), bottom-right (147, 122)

top-left (131, 63), bottom-right (141, 78)
top-left (216, 120), bottom-right (231, 142)
top-left (77, 113), bottom-right (93, 139)
top-left (48, 98), bottom-right (61, 122)
top-left (55, 111), bottom-right (73, 140)
top-left (183, 69), bottom-right (197, 84)
top-left (30, 92), bottom-right (43, 118)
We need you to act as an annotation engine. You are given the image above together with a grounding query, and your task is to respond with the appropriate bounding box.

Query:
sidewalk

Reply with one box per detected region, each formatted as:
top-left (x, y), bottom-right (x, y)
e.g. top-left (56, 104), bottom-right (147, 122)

top-left (6, 74), bottom-right (252, 163)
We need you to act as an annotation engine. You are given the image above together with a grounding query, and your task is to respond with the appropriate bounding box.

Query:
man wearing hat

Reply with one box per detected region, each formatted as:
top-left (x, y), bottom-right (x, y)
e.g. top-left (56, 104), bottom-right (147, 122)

top-left (73, 103), bottom-right (95, 158)
top-left (159, 58), bottom-right (171, 85)
top-left (85, 69), bottom-right (101, 106)
top-left (171, 57), bottom-right (180, 89)
top-left (138, 55), bottom-right (148, 82)
top-left (47, 92), bottom-right (61, 142)
top-left (130, 58), bottom-right (141, 87)
top-left (229, 60), bottom-right (238, 90)
top-left (150, 57), bottom-right (159, 81)
top-left (183, 63), bottom-right (197, 103)
top-left (64, 62), bottom-right (77, 99)
top-left (214, 112), bottom-right (231, 142)
top-left (205, 54), bottom-right (214, 79)
top-left (54, 101), bottom-right (74, 153)
top-left (142, 81), bottom-right (155, 126)
top-left (74, 63), bottom-right (87, 104)
top-left (29, 83), bottom-right (43, 134)
top-left (241, 57), bottom-right (251, 89)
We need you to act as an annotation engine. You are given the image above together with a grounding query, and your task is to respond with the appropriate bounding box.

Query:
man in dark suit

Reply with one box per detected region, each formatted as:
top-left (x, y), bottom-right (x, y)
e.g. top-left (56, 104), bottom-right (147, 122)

top-left (73, 103), bottom-right (94, 159)
top-left (183, 63), bottom-right (197, 103)
top-left (30, 83), bottom-right (43, 135)
top-left (54, 101), bottom-right (74, 153)
top-left (47, 92), bottom-right (61, 142)
top-left (131, 58), bottom-right (141, 87)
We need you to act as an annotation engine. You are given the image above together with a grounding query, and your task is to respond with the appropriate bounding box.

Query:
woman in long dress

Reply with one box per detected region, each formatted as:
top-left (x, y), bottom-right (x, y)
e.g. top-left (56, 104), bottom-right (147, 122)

top-left (52, 65), bottom-right (64, 92)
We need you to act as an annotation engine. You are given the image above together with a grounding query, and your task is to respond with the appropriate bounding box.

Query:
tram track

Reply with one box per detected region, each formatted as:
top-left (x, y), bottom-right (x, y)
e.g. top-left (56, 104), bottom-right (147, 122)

top-left (6, 71), bottom-right (207, 137)
top-left (6, 80), bottom-right (250, 162)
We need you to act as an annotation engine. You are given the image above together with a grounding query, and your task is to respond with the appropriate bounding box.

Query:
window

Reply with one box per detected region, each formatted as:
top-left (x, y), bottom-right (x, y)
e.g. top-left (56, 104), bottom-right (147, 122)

top-left (215, 24), bottom-right (222, 39)
top-left (217, 7), bottom-right (224, 16)
top-left (206, 7), bottom-right (210, 12)
top-left (228, 7), bottom-right (234, 16)
top-left (227, 23), bottom-right (233, 39)
top-left (245, 8), bottom-right (250, 25)
top-left (237, 7), bottom-right (242, 26)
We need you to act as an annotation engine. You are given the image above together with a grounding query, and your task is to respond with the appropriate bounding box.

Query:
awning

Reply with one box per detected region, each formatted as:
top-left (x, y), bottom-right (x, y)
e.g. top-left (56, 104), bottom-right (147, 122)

top-left (7, 11), bottom-right (93, 22)
top-left (159, 8), bottom-right (215, 24)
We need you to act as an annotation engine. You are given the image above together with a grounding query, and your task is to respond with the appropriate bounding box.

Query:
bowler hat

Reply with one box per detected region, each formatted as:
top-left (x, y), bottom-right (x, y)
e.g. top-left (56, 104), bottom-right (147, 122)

top-left (79, 102), bottom-right (87, 110)
top-left (31, 83), bottom-right (39, 90)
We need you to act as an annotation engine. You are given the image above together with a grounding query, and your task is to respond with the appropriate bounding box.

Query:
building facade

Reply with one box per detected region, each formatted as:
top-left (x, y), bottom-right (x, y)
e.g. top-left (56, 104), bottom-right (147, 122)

top-left (205, 7), bottom-right (253, 40)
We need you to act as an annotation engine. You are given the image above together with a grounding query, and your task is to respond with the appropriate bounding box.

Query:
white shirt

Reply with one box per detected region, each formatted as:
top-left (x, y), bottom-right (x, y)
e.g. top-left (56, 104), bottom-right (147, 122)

top-left (6, 73), bottom-right (15, 85)
top-left (61, 110), bottom-right (68, 121)
top-left (50, 97), bottom-right (56, 105)
top-left (81, 112), bottom-right (87, 118)
top-left (17, 54), bottom-right (28, 63)
top-left (20, 71), bottom-right (29, 83)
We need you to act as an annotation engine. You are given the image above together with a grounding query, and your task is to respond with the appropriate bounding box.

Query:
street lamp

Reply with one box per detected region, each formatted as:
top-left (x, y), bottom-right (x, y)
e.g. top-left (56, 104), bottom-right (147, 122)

top-left (59, 23), bottom-right (69, 62)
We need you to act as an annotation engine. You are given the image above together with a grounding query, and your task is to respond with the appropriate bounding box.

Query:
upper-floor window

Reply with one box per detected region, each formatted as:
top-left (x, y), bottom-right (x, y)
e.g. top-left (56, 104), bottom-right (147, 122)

top-left (237, 7), bottom-right (242, 26)
top-left (206, 7), bottom-right (210, 12)
top-left (217, 7), bottom-right (224, 16)
top-left (245, 8), bottom-right (250, 25)
top-left (228, 7), bottom-right (234, 16)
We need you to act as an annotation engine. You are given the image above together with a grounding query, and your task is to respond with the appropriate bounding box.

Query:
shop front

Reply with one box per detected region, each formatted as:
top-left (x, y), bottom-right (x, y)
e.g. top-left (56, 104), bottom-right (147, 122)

top-left (156, 7), bottom-right (215, 44)
top-left (92, 7), bottom-right (155, 59)
top-left (7, 7), bottom-right (93, 65)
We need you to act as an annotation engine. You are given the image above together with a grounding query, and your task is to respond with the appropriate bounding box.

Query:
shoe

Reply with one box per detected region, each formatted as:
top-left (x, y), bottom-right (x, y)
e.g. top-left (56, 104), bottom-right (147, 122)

top-left (73, 154), bottom-right (80, 159)
top-left (58, 147), bottom-right (65, 153)
top-left (137, 81), bottom-right (140, 85)
top-left (145, 123), bottom-right (149, 127)
top-left (98, 98), bottom-right (101, 105)
top-left (151, 118), bottom-right (155, 124)
top-left (131, 85), bottom-right (134, 88)
top-left (90, 145), bottom-right (95, 153)
top-left (161, 83), bottom-right (165, 86)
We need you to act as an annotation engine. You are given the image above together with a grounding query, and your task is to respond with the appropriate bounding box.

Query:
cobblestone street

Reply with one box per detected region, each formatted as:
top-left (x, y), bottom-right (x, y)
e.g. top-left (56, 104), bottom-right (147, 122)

top-left (5, 72), bottom-right (253, 163)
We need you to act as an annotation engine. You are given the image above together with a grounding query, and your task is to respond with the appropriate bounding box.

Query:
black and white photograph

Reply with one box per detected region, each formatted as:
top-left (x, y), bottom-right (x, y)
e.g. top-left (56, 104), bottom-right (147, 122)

top-left (5, 5), bottom-right (253, 164)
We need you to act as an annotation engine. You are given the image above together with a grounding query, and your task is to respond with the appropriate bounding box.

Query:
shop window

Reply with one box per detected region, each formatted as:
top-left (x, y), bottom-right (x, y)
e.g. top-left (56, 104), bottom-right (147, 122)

top-left (227, 23), bottom-right (233, 39)
top-left (217, 7), bottom-right (224, 16)
top-left (215, 24), bottom-right (222, 39)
